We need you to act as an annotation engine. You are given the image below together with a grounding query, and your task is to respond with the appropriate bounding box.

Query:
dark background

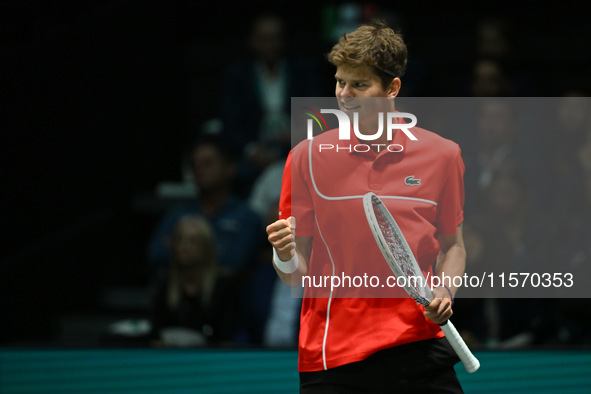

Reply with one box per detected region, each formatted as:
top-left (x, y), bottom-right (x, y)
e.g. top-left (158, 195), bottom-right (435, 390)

top-left (2, 1), bottom-right (590, 345)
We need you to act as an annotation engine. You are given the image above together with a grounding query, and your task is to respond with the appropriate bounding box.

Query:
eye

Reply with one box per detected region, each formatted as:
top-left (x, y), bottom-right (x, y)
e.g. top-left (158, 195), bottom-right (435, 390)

top-left (354, 83), bottom-right (366, 88)
top-left (337, 79), bottom-right (346, 86)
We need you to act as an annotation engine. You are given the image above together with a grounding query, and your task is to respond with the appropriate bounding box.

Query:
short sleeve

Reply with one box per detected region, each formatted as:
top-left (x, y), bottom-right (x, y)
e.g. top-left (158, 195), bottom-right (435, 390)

top-left (436, 146), bottom-right (465, 235)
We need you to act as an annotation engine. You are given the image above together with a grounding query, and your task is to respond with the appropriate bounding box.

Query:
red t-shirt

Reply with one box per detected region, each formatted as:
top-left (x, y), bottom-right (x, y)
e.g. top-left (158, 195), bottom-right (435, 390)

top-left (279, 125), bottom-right (465, 371)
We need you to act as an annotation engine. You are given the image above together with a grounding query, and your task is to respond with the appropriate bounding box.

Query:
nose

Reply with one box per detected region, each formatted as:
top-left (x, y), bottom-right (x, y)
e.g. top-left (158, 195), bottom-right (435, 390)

top-left (338, 83), bottom-right (355, 98)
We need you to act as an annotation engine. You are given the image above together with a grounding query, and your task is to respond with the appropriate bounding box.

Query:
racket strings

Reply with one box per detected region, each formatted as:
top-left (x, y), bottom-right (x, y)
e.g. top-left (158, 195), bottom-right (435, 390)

top-left (365, 193), bottom-right (479, 373)
top-left (372, 200), bottom-right (428, 303)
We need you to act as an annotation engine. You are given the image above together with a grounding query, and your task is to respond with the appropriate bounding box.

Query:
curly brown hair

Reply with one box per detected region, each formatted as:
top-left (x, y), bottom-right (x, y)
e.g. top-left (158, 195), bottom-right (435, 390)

top-left (327, 20), bottom-right (407, 88)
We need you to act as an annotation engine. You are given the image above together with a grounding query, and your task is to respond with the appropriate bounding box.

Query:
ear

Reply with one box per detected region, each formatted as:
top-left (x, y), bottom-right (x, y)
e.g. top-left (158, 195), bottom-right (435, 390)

top-left (388, 77), bottom-right (402, 98)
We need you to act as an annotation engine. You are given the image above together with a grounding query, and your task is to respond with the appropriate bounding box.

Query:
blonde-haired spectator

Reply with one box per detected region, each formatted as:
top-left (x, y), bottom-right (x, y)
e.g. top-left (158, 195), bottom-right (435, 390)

top-left (150, 215), bottom-right (229, 347)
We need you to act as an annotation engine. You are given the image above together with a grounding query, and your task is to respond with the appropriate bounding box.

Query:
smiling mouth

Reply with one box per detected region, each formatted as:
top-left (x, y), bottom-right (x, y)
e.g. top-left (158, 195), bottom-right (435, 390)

top-left (341, 102), bottom-right (361, 111)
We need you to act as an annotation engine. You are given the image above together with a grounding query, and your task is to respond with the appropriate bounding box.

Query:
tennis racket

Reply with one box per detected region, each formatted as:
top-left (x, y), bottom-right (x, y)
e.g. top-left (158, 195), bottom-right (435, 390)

top-left (363, 192), bottom-right (480, 373)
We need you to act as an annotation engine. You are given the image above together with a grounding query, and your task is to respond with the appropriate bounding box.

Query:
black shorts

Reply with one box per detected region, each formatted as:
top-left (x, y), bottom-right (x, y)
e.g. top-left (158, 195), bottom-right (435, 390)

top-left (299, 337), bottom-right (463, 394)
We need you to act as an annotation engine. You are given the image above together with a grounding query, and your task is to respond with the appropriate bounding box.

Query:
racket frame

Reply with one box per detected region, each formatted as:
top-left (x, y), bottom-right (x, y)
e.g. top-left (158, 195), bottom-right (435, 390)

top-left (363, 192), bottom-right (480, 373)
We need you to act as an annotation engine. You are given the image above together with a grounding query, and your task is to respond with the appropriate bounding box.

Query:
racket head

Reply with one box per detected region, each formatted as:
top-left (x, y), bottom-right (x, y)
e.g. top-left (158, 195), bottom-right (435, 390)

top-left (363, 192), bottom-right (433, 305)
top-left (363, 192), bottom-right (481, 373)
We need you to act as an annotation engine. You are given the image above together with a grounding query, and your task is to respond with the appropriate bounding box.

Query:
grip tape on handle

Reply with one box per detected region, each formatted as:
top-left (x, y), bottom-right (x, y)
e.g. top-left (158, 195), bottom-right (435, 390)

top-left (440, 320), bottom-right (480, 373)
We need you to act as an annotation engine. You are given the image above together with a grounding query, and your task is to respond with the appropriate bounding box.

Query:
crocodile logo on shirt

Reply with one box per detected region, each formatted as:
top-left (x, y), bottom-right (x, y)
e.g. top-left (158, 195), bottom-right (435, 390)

top-left (404, 176), bottom-right (421, 186)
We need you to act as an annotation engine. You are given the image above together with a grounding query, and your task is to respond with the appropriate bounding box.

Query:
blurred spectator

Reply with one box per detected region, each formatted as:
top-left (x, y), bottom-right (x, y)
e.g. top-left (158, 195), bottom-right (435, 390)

top-left (147, 133), bottom-right (264, 276)
top-left (543, 92), bottom-right (590, 211)
top-left (461, 92), bottom-right (590, 349)
top-left (578, 112), bottom-right (591, 172)
top-left (245, 157), bottom-right (303, 347)
top-left (468, 17), bottom-right (533, 96)
top-left (475, 17), bottom-right (515, 63)
top-left (323, 2), bottom-right (365, 43)
top-left (473, 100), bottom-right (519, 189)
top-left (471, 58), bottom-right (515, 97)
top-left (150, 215), bottom-right (231, 346)
top-left (219, 11), bottom-right (324, 196)
top-left (462, 99), bottom-right (522, 215)
top-left (148, 135), bottom-right (265, 341)
top-left (248, 158), bottom-right (286, 222)
top-left (262, 278), bottom-right (302, 348)
top-left (147, 133), bottom-right (265, 344)
top-left (463, 163), bottom-right (552, 348)
top-left (545, 169), bottom-right (591, 345)
top-left (540, 106), bottom-right (591, 345)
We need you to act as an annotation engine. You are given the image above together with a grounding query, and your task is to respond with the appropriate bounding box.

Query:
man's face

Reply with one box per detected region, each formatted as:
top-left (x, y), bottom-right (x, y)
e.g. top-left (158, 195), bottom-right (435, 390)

top-left (249, 16), bottom-right (285, 65)
top-left (489, 177), bottom-right (522, 215)
top-left (472, 60), bottom-right (507, 96)
top-left (192, 145), bottom-right (233, 193)
top-left (334, 64), bottom-right (399, 136)
top-left (478, 100), bottom-right (514, 147)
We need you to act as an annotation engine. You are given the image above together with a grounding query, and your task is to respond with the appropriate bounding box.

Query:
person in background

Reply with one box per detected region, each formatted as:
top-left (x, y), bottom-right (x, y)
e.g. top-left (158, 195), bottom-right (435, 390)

top-left (219, 11), bottom-right (324, 197)
top-left (147, 133), bottom-right (264, 277)
top-left (247, 157), bottom-right (303, 347)
top-left (463, 163), bottom-right (552, 348)
top-left (150, 215), bottom-right (226, 346)
top-left (147, 133), bottom-right (265, 344)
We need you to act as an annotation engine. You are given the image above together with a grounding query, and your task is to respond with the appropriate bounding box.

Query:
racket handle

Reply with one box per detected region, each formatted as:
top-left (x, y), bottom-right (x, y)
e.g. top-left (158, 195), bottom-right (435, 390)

top-left (440, 320), bottom-right (480, 373)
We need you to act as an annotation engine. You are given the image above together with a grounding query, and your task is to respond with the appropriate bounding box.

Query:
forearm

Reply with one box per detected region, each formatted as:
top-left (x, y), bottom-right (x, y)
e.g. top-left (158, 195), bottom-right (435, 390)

top-left (424, 226), bottom-right (466, 324)
top-left (434, 225), bottom-right (466, 296)
top-left (434, 240), bottom-right (466, 296)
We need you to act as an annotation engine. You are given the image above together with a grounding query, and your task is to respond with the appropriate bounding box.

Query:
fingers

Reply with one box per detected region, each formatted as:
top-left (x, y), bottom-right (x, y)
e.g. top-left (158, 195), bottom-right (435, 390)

top-left (266, 216), bottom-right (295, 234)
top-left (287, 216), bottom-right (295, 230)
top-left (266, 220), bottom-right (292, 247)
top-left (266, 219), bottom-right (294, 244)
top-left (424, 298), bottom-right (453, 325)
top-left (266, 217), bottom-right (296, 260)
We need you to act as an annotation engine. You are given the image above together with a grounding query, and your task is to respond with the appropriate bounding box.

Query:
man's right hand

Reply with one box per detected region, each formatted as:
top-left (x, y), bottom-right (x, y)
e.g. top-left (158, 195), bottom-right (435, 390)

top-left (266, 217), bottom-right (295, 261)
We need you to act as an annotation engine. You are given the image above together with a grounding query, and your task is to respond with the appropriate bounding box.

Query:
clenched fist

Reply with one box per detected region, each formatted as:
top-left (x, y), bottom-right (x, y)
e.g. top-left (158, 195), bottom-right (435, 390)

top-left (266, 217), bottom-right (295, 262)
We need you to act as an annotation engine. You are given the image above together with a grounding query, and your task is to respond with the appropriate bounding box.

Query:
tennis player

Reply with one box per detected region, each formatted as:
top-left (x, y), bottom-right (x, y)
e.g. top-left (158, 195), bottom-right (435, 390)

top-left (266, 20), bottom-right (466, 393)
